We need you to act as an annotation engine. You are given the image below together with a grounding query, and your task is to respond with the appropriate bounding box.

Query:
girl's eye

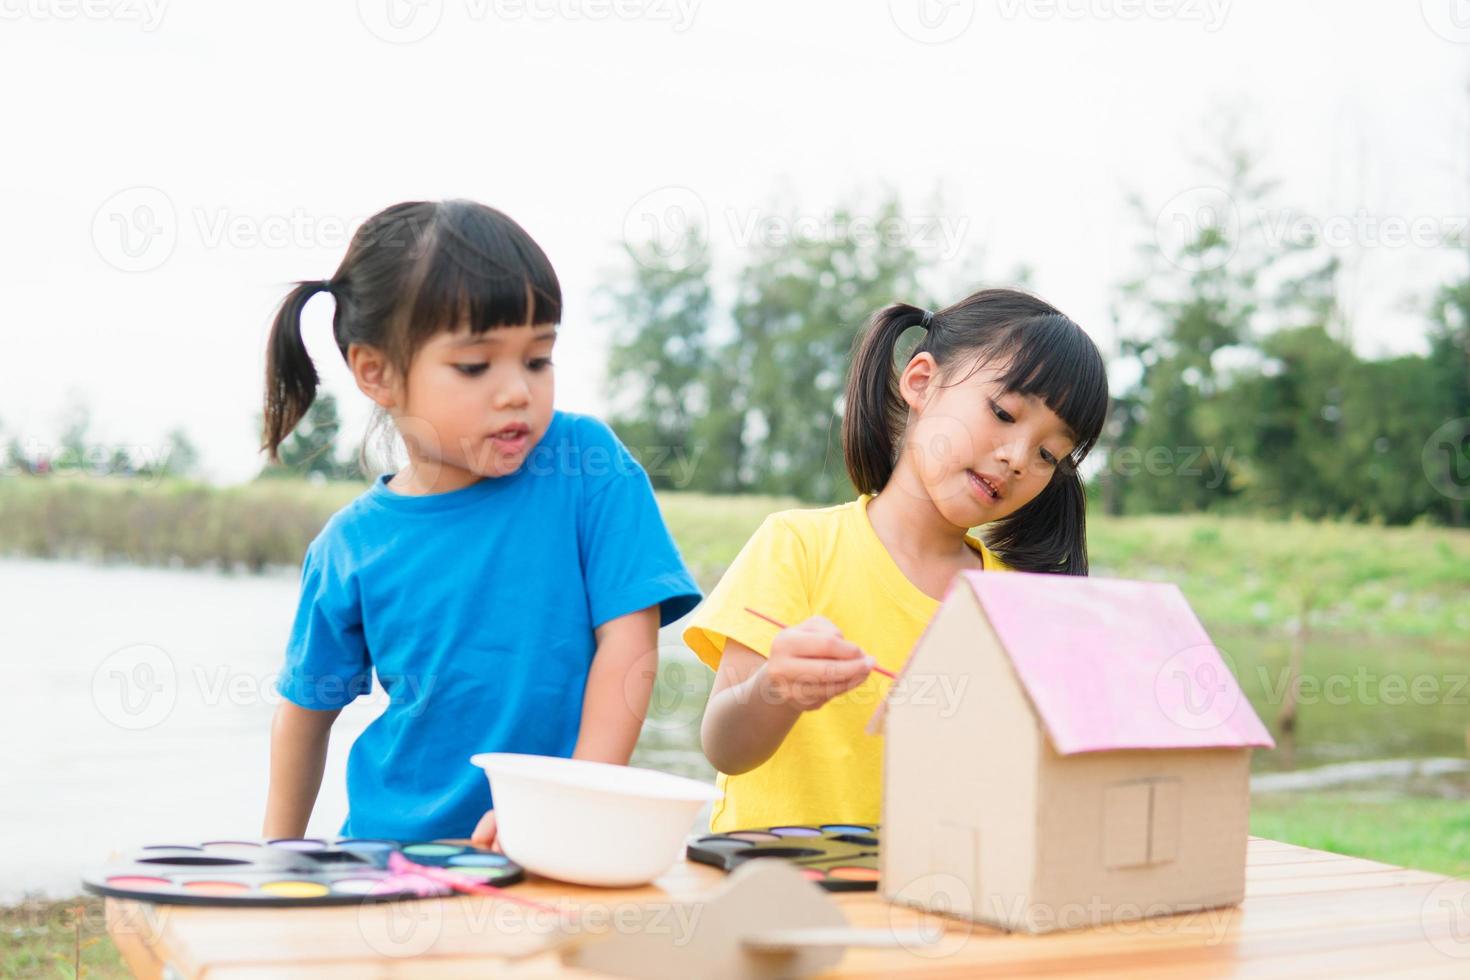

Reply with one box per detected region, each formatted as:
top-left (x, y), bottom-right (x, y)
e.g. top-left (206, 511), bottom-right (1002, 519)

top-left (529, 358), bottom-right (553, 372)
top-left (1040, 448), bottom-right (1058, 466)
top-left (453, 363), bottom-right (488, 377)
top-left (990, 400), bottom-right (1015, 423)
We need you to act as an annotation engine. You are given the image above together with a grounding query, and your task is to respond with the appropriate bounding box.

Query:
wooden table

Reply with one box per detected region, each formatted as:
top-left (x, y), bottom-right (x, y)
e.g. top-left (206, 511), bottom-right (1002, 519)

top-left (105, 837), bottom-right (1470, 978)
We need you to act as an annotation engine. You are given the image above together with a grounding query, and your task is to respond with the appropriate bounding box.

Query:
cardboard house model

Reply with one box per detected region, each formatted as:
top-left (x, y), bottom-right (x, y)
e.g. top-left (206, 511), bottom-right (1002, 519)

top-left (869, 571), bottom-right (1274, 935)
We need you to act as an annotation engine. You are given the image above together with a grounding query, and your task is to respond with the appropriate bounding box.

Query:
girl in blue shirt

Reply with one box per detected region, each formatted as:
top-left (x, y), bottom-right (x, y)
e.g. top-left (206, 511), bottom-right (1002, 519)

top-left (261, 200), bottom-right (701, 845)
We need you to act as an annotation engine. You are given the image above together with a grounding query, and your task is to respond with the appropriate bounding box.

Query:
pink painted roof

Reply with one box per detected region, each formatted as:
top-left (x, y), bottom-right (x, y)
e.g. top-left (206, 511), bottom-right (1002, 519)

top-left (953, 571), bottom-right (1274, 755)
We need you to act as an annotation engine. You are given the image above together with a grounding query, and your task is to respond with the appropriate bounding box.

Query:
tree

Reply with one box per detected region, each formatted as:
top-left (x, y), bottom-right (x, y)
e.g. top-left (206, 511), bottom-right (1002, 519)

top-left (1109, 128), bottom-right (1338, 515)
top-left (602, 193), bottom-right (932, 501)
top-left (603, 231), bottom-right (716, 491)
top-left (56, 398), bottom-right (91, 471)
top-left (108, 446), bottom-right (134, 477)
top-left (1425, 275), bottom-right (1470, 526)
top-left (261, 392), bottom-right (350, 480)
top-left (161, 428), bottom-right (200, 479)
top-left (725, 195), bottom-right (928, 501)
top-left (4, 436), bottom-right (28, 475)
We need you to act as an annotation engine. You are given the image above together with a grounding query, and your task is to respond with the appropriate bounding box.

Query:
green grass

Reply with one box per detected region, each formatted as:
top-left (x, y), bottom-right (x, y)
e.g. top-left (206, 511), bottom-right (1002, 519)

top-left (0, 474), bottom-right (359, 571)
top-left (1251, 791), bottom-right (1470, 877)
top-left (658, 491), bottom-right (1470, 640)
top-left (1086, 512), bottom-right (1470, 640)
top-left (654, 492), bottom-right (804, 588)
top-left (1, 896), bottom-right (127, 979)
top-left (1222, 626), bottom-right (1468, 772)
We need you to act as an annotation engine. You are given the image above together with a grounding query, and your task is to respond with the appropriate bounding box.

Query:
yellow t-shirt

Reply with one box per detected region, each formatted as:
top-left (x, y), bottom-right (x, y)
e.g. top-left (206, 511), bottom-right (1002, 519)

top-left (682, 494), bottom-right (1010, 832)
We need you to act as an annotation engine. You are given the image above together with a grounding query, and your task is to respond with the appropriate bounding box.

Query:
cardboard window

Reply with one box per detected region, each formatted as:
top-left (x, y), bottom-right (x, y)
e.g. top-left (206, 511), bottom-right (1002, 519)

top-left (1103, 778), bottom-right (1182, 869)
top-left (1148, 777), bottom-right (1182, 864)
top-left (1102, 782), bottom-right (1152, 869)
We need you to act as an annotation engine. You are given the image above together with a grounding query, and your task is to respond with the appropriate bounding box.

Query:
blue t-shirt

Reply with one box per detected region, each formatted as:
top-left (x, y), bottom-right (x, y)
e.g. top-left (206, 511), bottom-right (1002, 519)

top-left (275, 411), bottom-right (702, 840)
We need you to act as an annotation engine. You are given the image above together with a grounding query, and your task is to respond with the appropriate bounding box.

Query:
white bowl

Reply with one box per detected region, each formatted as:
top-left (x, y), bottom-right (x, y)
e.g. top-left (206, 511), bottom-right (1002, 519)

top-left (470, 753), bottom-right (722, 887)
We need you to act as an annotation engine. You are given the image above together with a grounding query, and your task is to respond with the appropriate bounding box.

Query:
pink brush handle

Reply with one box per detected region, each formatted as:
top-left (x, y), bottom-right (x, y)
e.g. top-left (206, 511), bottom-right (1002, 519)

top-left (743, 607), bottom-right (898, 680)
top-left (387, 851), bottom-right (570, 918)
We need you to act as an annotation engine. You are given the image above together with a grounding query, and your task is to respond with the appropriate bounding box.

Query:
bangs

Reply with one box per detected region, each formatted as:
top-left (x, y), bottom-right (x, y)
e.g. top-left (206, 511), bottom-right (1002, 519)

top-left (402, 201), bottom-right (562, 348)
top-left (975, 314), bottom-right (1109, 467)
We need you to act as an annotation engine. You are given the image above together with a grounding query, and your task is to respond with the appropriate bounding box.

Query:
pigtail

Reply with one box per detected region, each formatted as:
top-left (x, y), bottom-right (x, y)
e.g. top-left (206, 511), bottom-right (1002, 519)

top-left (262, 280), bottom-right (335, 463)
top-left (843, 303), bottom-right (930, 495)
top-left (982, 468), bottom-right (1090, 575)
top-left (259, 200), bottom-right (560, 472)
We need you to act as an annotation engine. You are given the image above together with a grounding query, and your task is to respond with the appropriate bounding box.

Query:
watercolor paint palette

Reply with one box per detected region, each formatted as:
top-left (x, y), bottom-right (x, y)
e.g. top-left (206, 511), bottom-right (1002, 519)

top-left (686, 824), bottom-right (881, 891)
top-left (82, 838), bottom-right (525, 907)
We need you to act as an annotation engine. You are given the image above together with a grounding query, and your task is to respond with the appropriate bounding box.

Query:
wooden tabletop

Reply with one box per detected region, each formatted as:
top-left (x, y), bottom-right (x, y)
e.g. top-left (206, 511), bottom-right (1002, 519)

top-left (104, 837), bottom-right (1470, 978)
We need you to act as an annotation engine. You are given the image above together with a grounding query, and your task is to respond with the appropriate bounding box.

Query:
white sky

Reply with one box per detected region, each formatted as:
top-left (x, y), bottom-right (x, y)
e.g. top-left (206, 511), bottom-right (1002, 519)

top-left (2, 0), bottom-right (1467, 483)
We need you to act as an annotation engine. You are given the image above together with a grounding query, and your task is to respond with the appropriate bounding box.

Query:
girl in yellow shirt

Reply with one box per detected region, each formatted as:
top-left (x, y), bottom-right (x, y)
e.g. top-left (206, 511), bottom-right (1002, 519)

top-left (685, 288), bottom-right (1110, 831)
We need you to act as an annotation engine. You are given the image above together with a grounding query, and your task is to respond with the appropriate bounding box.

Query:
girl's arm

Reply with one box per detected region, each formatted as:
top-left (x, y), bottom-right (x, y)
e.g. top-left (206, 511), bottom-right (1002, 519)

top-left (263, 701), bottom-right (341, 838)
top-left (471, 605), bottom-right (661, 848)
top-left (701, 616), bottom-right (873, 775)
top-left (573, 605), bottom-right (662, 763)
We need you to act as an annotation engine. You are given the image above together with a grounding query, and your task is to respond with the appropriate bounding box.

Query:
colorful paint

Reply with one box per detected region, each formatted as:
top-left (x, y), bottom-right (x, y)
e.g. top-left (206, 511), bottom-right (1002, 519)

top-left (83, 839), bottom-right (525, 907)
top-left (687, 824), bottom-right (882, 892)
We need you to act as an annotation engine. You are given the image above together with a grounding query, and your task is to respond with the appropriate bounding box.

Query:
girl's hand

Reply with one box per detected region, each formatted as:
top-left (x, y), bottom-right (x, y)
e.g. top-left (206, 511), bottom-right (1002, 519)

top-left (470, 809), bottom-right (500, 850)
top-left (763, 615), bottom-right (874, 710)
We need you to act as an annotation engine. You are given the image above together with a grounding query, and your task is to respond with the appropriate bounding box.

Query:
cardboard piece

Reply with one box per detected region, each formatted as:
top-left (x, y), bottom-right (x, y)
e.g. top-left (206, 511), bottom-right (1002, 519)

top-left (561, 859), bottom-right (932, 979)
top-left (871, 571), bottom-right (1274, 935)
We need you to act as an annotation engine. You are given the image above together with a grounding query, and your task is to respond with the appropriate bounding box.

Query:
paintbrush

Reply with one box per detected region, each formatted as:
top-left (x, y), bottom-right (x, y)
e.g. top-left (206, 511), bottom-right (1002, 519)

top-left (742, 607), bottom-right (898, 680)
top-left (386, 850), bottom-right (573, 918)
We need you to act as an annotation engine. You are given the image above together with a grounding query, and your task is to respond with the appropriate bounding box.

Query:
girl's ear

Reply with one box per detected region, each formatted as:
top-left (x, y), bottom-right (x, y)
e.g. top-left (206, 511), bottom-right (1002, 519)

top-left (348, 344), bottom-right (400, 410)
top-left (898, 352), bottom-right (939, 414)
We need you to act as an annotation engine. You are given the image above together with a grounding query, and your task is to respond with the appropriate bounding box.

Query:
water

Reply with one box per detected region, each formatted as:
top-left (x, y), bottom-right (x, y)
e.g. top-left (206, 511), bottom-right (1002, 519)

top-left (0, 557), bottom-right (710, 901)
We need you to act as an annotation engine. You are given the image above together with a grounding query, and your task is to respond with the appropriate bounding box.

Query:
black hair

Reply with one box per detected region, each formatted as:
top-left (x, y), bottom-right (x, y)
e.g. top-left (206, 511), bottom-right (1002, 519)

top-left (842, 287), bottom-right (1108, 574)
top-left (261, 199), bottom-right (561, 463)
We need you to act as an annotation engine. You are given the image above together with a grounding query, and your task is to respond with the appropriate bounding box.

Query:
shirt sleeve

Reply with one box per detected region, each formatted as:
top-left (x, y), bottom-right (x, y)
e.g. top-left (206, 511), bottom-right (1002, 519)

top-left (577, 422), bottom-right (702, 630)
top-left (681, 513), bottom-right (810, 672)
top-left (275, 534), bottom-right (373, 711)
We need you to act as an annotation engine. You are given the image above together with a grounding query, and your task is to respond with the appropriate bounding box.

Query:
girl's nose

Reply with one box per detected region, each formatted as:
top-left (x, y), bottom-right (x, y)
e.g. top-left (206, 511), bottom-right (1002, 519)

top-left (995, 439), bottom-right (1027, 476)
top-left (494, 375), bottom-right (531, 409)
